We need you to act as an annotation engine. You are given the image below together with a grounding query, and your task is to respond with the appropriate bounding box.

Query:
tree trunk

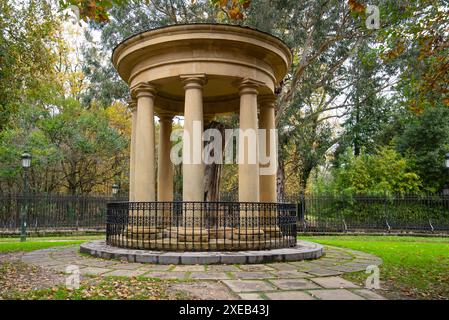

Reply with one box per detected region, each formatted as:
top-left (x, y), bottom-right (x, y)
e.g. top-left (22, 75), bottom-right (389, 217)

top-left (204, 121), bottom-right (225, 201)
top-left (277, 157), bottom-right (285, 201)
top-left (300, 165), bottom-right (314, 193)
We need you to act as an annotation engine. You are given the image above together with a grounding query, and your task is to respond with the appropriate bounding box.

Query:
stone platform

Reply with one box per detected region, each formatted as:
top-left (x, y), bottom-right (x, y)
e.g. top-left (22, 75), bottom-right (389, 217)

top-left (21, 244), bottom-right (385, 300)
top-left (80, 240), bottom-right (323, 265)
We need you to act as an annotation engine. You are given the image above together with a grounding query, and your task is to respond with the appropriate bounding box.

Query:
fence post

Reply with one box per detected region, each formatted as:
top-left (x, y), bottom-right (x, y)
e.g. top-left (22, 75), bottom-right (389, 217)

top-left (342, 217), bottom-right (347, 233)
top-left (384, 195), bottom-right (391, 232)
top-left (298, 192), bottom-right (306, 232)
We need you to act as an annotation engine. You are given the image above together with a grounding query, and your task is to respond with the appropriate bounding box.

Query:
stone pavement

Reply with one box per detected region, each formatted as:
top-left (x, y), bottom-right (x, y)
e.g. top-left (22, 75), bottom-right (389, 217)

top-left (21, 245), bottom-right (385, 300)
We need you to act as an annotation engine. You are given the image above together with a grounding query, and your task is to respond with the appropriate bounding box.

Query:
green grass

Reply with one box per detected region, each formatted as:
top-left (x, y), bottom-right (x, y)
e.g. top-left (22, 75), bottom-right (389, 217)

top-left (301, 235), bottom-right (449, 299)
top-left (0, 235), bottom-right (102, 253)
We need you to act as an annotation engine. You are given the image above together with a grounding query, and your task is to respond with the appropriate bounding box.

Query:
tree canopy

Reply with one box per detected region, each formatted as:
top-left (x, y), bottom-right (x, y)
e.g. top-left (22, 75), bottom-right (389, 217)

top-left (1, 0), bottom-right (448, 196)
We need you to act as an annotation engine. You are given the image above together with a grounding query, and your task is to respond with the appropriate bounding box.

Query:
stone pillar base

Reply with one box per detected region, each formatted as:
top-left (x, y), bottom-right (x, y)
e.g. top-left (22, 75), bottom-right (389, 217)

top-left (209, 227), bottom-right (235, 240)
top-left (233, 228), bottom-right (265, 241)
top-left (126, 226), bottom-right (166, 240)
top-left (177, 228), bottom-right (210, 242)
top-left (263, 226), bottom-right (282, 237)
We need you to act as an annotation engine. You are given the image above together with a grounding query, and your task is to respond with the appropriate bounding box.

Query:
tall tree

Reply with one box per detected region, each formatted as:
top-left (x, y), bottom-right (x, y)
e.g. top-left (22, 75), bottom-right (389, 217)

top-left (0, 0), bottom-right (60, 130)
top-left (395, 105), bottom-right (449, 192)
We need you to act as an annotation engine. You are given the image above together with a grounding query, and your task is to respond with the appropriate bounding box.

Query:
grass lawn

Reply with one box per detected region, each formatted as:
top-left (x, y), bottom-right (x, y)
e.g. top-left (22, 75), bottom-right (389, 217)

top-left (301, 235), bottom-right (449, 300)
top-left (0, 235), bottom-right (102, 253)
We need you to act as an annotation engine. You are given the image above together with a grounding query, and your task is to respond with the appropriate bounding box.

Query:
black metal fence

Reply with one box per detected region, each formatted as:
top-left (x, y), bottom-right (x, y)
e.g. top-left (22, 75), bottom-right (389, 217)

top-left (0, 194), bottom-right (127, 232)
top-left (106, 201), bottom-right (298, 251)
top-left (294, 194), bottom-right (449, 233)
top-left (1, 193), bottom-right (448, 234)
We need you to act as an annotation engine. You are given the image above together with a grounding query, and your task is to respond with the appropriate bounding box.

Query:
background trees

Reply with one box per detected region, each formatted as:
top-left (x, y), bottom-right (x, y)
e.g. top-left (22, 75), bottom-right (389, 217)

top-left (1, 0), bottom-right (448, 196)
top-left (0, 0), bottom-right (129, 195)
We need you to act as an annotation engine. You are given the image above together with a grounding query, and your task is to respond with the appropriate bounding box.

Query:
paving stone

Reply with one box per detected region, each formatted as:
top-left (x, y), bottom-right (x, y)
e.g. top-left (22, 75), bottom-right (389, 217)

top-left (109, 263), bottom-right (145, 270)
top-left (173, 265), bottom-right (206, 272)
top-left (353, 289), bottom-right (386, 300)
top-left (52, 252), bottom-right (78, 257)
top-left (220, 255), bottom-right (247, 265)
top-left (135, 254), bottom-right (158, 264)
top-left (353, 258), bottom-right (381, 264)
top-left (22, 256), bottom-right (51, 262)
top-left (270, 271), bottom-right (310, 278)
top-left (144, 271), bottom-right (188, 280)
top-left (345, 262), bottom-right (373, 269)
top-left (305, 268), bottom-right (342, 277)
top-left (158, 253), bottom-right (181, 265)
top-left (311, 260), bottom-right (340, 267)
top-left (309, 289), bottom-right (365, 300)
top-left (265, 291), bottom-right (315, 300)
top-left (222, 280), bottom-right (276, 293)
top-left (331, 265), bottom-right (366, 273)
top-left (310, 276), bottom-right (359, 289)
top-left (53, 259), bottom-right (80, 264)
top-left (237, 264), bottom-right (275, 272)
top-left (207, 265), bottom-right (241, 272)
top-left (291, 265), bottom-right (316, 272)
top-left (79, 267), bottom-right (111, 276)
top-left (322, 253), bottom-right (341, 258)
top-left (232, 272), bottom-right (273, 279)
top-left (33, 260), bottom-right (67, 267)
top-left (239, 293), bottom-right (264, 300)
top-left (137, 264), bottom-right (174, 272)
top-left (79, 260), bottom-right (117, 267)
top-left (268, 263), bottom-right (299, 271)
top-left (189, 272), bottom-right (230, 280)
top-left (49, 264), bottom-right (74, 273)
top-left (102, 269), bottom-right (148, 277)
top-left (270, 278), bottom-right (320, 290)
top-left (181, 254), bottom-right (221, 265)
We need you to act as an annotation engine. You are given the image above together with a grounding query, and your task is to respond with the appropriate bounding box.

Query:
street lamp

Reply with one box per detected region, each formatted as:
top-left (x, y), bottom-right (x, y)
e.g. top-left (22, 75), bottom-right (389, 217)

top-left (21, 152), bottom-right (31, 242)
top-left (112, 184), bottom-right (120, 198)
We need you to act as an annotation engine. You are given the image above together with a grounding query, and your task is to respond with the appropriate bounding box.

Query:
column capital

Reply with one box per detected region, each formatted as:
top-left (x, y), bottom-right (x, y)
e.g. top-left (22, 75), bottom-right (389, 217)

top-left (180, 73), bottom-right (207, 90)
top-left (157, 112), bottom-right (175, 121)
top-left (237, 78), bottom-right (264, 96)
top-left (131, 82), bottom-right (157, 99)
top-left (127, 99), bottom-right (137, 110)
top-left (204, 114), bottom-right (215, 124)
top-left (259, 95), bottom-right (277, 108)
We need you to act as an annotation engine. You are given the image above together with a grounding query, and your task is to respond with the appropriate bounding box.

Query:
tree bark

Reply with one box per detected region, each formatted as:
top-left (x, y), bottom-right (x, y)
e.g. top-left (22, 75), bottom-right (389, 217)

top-left (204, 121), bottom-right (225, 201)
top-left (277, 156), bottom-right (285, 201)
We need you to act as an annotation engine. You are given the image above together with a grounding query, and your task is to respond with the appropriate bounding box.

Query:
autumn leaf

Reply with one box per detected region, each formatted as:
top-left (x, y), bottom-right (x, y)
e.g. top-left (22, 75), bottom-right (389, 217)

top-left (212, 0), bottom-right (250, 20)
top-left (348, 0), bottom-right (365, 14)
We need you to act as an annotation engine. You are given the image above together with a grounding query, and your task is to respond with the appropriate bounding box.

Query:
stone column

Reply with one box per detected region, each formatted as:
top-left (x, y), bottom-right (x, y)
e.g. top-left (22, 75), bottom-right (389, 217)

top-left (128, 99), bottom-right (137, 202)
top-left (158, 114), bottom-right (174, 201)
top-left (180, 74), bottom-right (207, 243)
top-left (128, 83), bottom-right (161, 245)
top-left (259, 96), bottom-right (278, 203)
top-left (132, 83), bottom-right (157, 202)
top-left (181, 74), bottom-right (206, 202)
top-left (238, 79), bottom-right (261, 202)
top-left (237, 78), bottom-right (264, 241)
top-left (259, 96), bottom-right (281, 237)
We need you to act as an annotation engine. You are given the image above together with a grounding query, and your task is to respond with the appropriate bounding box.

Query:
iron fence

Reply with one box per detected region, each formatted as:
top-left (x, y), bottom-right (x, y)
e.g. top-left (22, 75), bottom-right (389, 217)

top-left (294, 194), bottom-right (449, 233)
top-left (1, 193), bottom-right (448, 234)
top-left (106, 201), bottom-right (297, 251)
top-left (0, 194), bottom-right (127, 232)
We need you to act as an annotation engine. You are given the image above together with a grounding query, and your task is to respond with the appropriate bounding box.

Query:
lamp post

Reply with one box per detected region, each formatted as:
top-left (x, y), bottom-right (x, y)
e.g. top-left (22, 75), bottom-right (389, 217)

top-left (21, 152), bottom-right (31, 242)
top-left (444, 153), bottom-right (449, 196)
top-left (112, 183), bottom-right (120, 199)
